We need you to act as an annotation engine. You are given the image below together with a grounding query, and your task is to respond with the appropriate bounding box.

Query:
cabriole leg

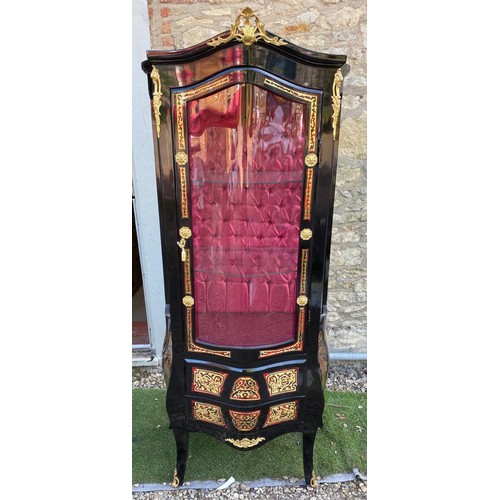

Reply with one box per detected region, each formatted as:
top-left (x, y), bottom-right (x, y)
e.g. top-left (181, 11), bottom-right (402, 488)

top-left (303, 430), bottom-right (318, 488)
top-left (171, 427), bottom-right (189, 487)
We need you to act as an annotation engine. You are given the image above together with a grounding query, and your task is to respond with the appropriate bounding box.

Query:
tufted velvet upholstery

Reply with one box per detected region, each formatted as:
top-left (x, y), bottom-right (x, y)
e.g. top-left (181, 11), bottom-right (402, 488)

top-left (188, 84), bottom-right (306, 347)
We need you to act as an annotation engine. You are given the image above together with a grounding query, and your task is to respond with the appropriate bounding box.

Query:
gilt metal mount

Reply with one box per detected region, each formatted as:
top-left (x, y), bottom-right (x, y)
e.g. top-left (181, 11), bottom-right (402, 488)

top-left (332, 68), bottom-right (343, 140)
top-left (300, 229), bottom-right (313, 241)
top-left (150, 65), bottom-right (162, 138)
top-left (172, 468), bottom-right (180, 488)
top-left (175, 151), bottom-right (188, 165)
top-left (304, 153), bottom-right (318, 167)
top-left (297, 295), bottom-right (308, 307)
top-left (207, 7), bottom-right (287, 47)
top-left (183, 295), bottom-right (195, 307)
top-left (225, 437), bottom-right (266, 448)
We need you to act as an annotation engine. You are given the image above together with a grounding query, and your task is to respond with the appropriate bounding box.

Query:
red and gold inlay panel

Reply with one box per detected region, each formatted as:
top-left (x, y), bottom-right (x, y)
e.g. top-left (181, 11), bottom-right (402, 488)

top-left (264, 401), bottom-right (299, 427)
top-left (264, 368), bottom-right (299, 396)
top-left (192, 401), bottom-right (225, 427)
top-left (229, 410), bottom-right (261, 432)
top-left (192, 368), bottom-right (227, 397)
top-left (299, 249), bottom-right (308, 295)
top-left (230, 377), bottom-right (261, 400)
top-left (179, 166), bottom-right (189, 219)
top-left (298, 306), bottom-right (306, 336)
top-left (303, 167), bottom-right (314, 220)
top-left (183, 248), bottom-right (192, 294)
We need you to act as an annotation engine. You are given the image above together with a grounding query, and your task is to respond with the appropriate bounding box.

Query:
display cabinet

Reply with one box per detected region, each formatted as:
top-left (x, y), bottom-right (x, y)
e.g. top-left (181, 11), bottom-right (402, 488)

top-left (142, 8), bottom-right (346, 488)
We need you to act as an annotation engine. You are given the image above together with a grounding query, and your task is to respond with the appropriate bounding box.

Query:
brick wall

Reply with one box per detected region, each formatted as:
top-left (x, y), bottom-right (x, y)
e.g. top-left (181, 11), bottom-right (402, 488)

top-left (147, 0), bottom-right (367, 353)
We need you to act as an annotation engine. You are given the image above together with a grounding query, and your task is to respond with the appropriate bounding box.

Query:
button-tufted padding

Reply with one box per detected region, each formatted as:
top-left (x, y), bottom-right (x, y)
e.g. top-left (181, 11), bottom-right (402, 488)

top-left (187, 84), bottom-right (306, 347)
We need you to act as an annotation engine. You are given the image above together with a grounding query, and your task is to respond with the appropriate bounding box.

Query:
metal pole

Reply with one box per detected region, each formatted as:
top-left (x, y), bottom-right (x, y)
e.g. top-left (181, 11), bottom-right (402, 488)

top-left (329, 352), bottom-right (367, 361)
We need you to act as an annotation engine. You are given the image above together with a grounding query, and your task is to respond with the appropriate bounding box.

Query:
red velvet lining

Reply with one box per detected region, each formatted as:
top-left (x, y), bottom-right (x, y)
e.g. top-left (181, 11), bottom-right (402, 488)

top-left (196, 312), bottom-right (296, 348)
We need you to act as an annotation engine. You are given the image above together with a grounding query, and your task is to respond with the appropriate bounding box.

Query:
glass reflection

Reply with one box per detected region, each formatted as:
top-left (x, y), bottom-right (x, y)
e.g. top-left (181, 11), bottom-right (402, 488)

top-left (188, 83), bottom-right (306, 348)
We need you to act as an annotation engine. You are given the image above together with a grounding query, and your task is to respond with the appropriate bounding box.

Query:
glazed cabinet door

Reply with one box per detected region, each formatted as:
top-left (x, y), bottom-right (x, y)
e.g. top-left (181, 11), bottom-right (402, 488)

top-left (171, 69), bottom-right (322, 360)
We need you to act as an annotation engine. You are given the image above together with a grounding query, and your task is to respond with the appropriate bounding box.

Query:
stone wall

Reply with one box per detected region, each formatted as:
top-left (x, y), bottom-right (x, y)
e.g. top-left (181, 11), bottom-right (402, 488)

top-left (147, 0), bottom-right (367, 352)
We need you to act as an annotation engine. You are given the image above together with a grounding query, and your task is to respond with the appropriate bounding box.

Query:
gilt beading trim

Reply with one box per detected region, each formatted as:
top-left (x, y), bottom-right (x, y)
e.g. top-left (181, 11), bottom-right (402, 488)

top-left (303, 167), bottom-right (314, 220)
top-left (183, 249), bottom-right (192, 294)
top-left (299, 249), bottom-right (308, 295)
top-left (298, 306), bottom-right (306, 337)
top-left (207, 8), bottom-right (287, 48)
top-left (175, 94), bottom-right (186, 151)
top-left (178, 76), bottom-right (233, 102)
top-left (179, 166), bottom-right (189, 218)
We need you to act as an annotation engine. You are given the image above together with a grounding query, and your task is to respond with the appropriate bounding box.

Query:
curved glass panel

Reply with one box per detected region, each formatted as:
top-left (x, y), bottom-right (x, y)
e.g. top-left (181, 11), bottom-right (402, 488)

top-left (188, 83), bottom-right (306, 348)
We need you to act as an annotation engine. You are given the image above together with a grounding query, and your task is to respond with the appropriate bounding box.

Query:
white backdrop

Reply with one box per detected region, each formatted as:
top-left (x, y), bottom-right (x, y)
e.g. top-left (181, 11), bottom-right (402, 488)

top-left (132, 0), bottom-right (165, 363)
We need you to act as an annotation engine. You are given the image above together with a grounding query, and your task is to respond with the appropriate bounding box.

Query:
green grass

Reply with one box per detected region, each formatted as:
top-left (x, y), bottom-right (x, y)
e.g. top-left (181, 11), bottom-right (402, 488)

top-left (132, 389), bottom-right (366, 484)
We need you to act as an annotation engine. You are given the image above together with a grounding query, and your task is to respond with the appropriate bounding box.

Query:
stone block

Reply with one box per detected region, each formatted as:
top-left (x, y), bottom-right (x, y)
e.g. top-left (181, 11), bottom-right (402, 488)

top-left (339, 112), bottom-right (367, 160)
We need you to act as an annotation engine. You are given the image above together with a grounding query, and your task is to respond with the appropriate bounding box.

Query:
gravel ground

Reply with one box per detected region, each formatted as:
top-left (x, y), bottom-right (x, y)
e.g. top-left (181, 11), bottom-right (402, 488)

top-left (133, 480), bottom-right (367, 499)
top-left (132, 363), bottom-right (367, 393)
top-left (132, 362), bottom-right (367, 499)
top-left (132, 367), bottom-right (165, 389)
top-left (325, 363), bottom-right (367, 393)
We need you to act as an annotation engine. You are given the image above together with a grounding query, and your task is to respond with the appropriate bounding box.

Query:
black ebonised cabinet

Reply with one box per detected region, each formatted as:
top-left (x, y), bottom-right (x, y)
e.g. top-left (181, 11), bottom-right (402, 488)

top-left (142, 8), bottom-right (346, 488)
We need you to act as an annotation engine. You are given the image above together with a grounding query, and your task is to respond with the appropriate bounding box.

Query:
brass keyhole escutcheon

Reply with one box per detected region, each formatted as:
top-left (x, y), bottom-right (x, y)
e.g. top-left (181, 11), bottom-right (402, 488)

top-left (177, 239), bottom-right (186, 262)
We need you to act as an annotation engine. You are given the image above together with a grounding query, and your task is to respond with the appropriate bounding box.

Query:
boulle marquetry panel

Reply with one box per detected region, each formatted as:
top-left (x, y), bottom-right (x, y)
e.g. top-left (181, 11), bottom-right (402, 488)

top-left (192, 401), bottom-right (226, 427)
top-left (192, 368), bottom-right (227, 397)
top-left (230, 377), bottom-right (261, 401)
top-left (142, 7), bottom-right (346, 489)
top-left (264, 401), bottom-right (299, 427)
top-left (264, 368), bottom-right (299, 396)
top-left (229, 410), bottom-right (261, 432)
